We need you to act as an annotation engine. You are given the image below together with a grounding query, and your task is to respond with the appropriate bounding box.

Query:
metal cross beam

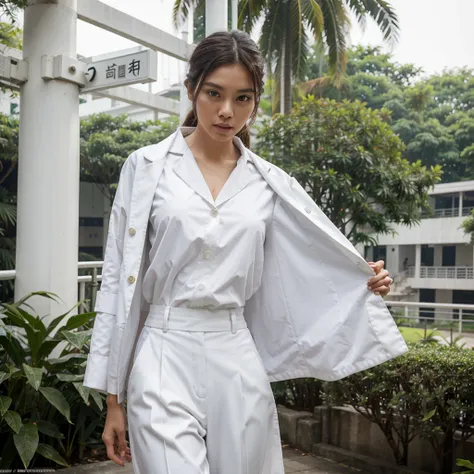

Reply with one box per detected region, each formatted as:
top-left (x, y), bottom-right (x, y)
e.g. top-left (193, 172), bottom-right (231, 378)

top-left (93, 86), bottom-right (180, 116)
top-left (77, 0), bottom-right (193, 61)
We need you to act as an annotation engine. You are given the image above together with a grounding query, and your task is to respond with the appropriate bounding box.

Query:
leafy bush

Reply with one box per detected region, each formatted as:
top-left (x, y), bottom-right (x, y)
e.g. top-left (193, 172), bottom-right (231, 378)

top-left (272, 378), bottom-right (323, 412)
top-left (324, 344), bottom-right (474, 473)
top-left (0, 292), bottom-right (104, 469)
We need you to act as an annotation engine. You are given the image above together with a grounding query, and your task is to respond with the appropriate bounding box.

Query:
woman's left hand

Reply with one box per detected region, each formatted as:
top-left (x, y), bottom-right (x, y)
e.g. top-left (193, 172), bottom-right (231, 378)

top-left (367, 260), bottom-right (393, 297)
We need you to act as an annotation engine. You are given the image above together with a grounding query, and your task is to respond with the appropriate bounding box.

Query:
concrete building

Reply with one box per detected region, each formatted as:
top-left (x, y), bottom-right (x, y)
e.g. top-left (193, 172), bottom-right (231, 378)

top-left (364, 180), bottom-right (474, 317)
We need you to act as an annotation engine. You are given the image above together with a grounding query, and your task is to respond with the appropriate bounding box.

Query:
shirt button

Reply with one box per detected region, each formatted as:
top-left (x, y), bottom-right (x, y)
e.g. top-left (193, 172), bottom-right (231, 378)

top-left (128, 227), bottom-right (136, 236)
top-left (197, 283), bottom-right (205, 291)
top-left (128, 275), bottom-right (136, 284)
top-left (210, 208), bottom-right (218, 218)
top-left (203, 249), bottom-right (213, 260)
top-left (304, 207), bottom-right (312, 214)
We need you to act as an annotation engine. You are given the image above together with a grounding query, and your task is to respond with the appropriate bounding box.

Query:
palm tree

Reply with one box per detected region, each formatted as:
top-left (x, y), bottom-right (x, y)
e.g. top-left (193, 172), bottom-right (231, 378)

top-left (173, 0), bottom-right (399, 114)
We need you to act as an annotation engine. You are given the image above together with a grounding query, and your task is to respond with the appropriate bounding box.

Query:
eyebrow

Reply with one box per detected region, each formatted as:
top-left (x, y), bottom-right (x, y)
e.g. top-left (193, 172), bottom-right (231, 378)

top-left (203, 81), bottom-right (256, 93)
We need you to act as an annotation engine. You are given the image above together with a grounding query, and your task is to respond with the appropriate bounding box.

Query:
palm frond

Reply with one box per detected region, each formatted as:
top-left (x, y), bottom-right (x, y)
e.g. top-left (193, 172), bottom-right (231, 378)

top-left (345, 0), bottom-right (400, 45)
top-left (238, 0), bottom-right (268, 32)
top-left (320, 0), bottom-right (349, 86)
top-left (259, 3), bottom-right (285, 60)
top-left (302, 0), bottom-right (324, 39)
top-left (0, 202), bottom-right (16, 227)
top-left (172, 0), bottom-right (201, 29)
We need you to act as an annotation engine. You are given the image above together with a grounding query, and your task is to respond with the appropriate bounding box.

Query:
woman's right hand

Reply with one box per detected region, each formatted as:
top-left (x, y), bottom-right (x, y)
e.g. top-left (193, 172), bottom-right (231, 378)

top-left (102, 396), bottom-right (132, 466)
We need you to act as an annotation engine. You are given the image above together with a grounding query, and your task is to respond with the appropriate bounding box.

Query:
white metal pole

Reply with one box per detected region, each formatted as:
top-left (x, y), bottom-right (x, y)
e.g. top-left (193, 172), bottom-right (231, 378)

top-left (206, 0), bottom-right (228, 36)
top-left (16, 0), bottom-right (79, 324)
top-left (231, 0), bottom-right (238, 30)
top-left (179, 5), bottom-right (193, 123)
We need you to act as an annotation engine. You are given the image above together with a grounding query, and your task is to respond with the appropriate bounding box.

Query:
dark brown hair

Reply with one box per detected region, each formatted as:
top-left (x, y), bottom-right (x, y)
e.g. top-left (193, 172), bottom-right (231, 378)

top-left (182, 30), bottom-right (265, 148)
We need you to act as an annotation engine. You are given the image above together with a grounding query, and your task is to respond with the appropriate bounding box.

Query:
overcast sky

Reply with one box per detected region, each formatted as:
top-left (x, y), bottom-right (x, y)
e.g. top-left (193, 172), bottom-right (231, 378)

top-left (16, 0), bottom-right (474, 91)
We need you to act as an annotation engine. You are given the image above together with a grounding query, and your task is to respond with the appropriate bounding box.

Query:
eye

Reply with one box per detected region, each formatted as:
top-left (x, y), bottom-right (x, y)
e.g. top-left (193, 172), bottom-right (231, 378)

top-left (237, 95), bottom-right (252, 102)
top-left (207, 90), bottom-right (220, 98)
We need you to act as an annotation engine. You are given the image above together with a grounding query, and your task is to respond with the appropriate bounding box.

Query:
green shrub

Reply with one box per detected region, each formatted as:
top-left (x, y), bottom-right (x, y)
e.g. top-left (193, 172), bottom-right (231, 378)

top-left (324, 344), bottom-right (474, 474)
top-left (272, 378), bottom-right (323, 412)
top-left (0, 292), bottom-right (104, 469)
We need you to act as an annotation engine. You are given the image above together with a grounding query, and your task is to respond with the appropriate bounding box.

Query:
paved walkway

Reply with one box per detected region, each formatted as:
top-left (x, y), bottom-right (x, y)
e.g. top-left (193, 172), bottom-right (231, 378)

top-left (60, 445), bottom-right (367, 473)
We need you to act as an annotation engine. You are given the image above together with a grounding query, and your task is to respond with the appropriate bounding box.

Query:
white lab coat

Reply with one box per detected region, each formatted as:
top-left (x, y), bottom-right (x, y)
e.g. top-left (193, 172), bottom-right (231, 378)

top-left (83, 129), bottom-right (408, 404)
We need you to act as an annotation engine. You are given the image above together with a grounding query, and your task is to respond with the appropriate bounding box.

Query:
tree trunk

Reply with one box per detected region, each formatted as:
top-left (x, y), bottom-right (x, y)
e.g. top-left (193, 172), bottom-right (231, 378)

top-left (281, 2), bottom-right (292, 114)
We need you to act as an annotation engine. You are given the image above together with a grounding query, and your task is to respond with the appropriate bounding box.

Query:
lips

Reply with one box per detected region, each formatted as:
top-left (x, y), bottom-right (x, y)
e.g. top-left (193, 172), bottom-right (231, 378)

top-left (214, 124), bottom-right (233, 130)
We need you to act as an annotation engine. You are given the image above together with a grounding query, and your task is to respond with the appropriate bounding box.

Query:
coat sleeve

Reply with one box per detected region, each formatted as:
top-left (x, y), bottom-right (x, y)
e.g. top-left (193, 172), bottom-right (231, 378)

top-left (83, 154), bottom-right (136, 394)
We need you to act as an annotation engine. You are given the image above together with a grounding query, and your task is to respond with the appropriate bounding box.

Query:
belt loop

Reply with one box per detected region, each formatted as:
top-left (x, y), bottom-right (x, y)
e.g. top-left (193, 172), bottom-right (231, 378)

top-left (230, 310), bottom-right (237, 334)
top-left (163, 306), bottom-right (170, 333)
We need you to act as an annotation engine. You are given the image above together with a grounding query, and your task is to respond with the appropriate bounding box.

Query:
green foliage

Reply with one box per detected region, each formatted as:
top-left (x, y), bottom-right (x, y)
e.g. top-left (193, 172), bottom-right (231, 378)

top-left (0, 113), bottom-right (19, 299)
top-left (303, 45), bottom-right (474, 182)
top-left (325, 345), bottom-right (474, 472)
top-left (0, 292), bottom-right (105, 469)
top-left (461, 210), bottom-right (474, 245)
top-left (271, 379), bottom-right (323, 412)
top-left (457, 458), bottom-right (474, 473)
top-left (0, 21), bottom-right (22, 49)
top-left (255, 96), bottom-right (442, 245)
top-left (80, 114), bottom-right (178, 206)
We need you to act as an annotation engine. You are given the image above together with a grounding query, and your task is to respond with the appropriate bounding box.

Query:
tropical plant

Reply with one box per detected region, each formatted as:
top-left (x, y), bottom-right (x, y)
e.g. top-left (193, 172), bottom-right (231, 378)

top-left (0, 292), bottom-right (104, 469)
top-left (255, 96), bottom-right (442, 245)
top-left (457, 459), bottom-right (474, 474)
top-left (172, 0), bottom-right (399, 113)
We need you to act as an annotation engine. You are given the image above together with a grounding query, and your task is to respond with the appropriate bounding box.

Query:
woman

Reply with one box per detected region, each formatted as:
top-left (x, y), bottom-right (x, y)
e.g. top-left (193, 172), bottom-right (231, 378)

top-left (83, 31), bottom-right (406, 474)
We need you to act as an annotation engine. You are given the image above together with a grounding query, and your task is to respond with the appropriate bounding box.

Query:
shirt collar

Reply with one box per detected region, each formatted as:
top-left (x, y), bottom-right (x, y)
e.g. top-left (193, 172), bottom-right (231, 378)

top-left (169, 126), bottom-right (252, 163)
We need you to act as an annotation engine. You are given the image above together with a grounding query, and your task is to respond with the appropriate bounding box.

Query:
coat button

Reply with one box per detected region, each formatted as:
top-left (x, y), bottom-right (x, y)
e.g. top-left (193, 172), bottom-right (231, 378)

top-left (128, 275), bottom-right (136, 284)
top-left (304, 207), bottom-right (312, 214)
top-left (128, 227), bottom-right (136, 236)
top-left (210, 208), bottom-right (218, 218)
top-left (197, 283), bottom-right (205, 291)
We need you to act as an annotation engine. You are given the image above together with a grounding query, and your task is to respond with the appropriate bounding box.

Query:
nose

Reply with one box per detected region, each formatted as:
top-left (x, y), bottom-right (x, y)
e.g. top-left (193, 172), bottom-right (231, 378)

top-left (218, 99), bottom-right (233, 119)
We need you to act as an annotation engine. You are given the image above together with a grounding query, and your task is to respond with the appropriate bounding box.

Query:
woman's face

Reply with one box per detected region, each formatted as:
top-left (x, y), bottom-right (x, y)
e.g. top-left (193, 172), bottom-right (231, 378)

top-left (188, 63), bottom-right (256, 143)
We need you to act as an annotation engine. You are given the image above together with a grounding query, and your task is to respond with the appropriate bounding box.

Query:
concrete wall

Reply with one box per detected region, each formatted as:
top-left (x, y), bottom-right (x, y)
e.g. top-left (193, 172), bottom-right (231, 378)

top-left (375, 217), bottom-right (470, 246)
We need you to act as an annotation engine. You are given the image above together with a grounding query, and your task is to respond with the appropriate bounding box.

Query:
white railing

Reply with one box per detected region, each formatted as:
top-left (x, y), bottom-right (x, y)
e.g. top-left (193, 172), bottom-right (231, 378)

top-left (407, 266), bottom-right (474, 279)
top-left (0, 261), bottom-right (104, 313)
top-left (420, 206), bottom-right (474, 219)
top-left (385, 301), bottom-right (474, 335)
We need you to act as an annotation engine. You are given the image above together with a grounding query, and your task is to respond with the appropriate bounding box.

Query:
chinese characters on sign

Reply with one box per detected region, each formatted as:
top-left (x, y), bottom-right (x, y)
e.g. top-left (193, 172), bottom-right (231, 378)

top-left (106, 59), bottom-right (141, 80)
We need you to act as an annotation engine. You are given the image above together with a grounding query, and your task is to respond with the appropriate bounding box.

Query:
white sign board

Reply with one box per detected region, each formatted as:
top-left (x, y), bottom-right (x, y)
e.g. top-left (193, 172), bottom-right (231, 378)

top-left (82, 49), bottom-right (157, 93)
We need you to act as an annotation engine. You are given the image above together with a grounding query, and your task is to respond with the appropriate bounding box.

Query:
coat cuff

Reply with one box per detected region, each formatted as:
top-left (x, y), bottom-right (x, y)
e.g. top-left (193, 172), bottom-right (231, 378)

top-left (94, 290), bottom-right (118, 315)
top-left (83, 352), bottom-right (109, 393)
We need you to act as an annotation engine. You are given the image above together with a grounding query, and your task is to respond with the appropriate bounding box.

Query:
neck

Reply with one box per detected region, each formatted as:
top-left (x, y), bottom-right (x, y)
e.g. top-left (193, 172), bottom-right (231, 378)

top-left (185, 124), bottom-right (238, 163)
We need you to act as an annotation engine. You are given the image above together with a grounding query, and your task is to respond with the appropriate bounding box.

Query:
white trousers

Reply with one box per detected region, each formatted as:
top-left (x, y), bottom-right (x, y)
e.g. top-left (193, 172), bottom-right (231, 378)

top-left (126, 305), bottom-right (284, 474)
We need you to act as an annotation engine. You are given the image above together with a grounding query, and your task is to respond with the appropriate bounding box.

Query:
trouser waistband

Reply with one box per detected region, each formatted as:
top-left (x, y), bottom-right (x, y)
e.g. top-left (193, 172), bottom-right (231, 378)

top-left (145, 305), bottom-right (247, 334)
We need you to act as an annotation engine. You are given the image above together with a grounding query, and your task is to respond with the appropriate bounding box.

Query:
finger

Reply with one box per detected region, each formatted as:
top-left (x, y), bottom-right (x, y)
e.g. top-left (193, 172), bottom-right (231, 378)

top-left (368, 270), bottom-right (389, 287)
top-left (102, 433), bottom-right (124, 467)
top-left (369, 275), bottom-right (391, 289)
top-left (373, 285), bottom-right (390, 296)
top-left (117, 430), bottom-right (128, 461)
top-left (369, 260), bottom-right (385, 274)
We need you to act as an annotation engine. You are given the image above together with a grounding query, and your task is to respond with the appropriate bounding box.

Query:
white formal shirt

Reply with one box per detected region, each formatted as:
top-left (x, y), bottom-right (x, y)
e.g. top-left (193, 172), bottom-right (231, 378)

top-left (141, 128), bottom-right (277, 309)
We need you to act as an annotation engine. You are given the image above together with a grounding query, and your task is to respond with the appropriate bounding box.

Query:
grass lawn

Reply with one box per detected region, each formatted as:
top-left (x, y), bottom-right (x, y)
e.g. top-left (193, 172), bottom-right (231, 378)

top-left (398, 327), bottom-right (441, 344)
